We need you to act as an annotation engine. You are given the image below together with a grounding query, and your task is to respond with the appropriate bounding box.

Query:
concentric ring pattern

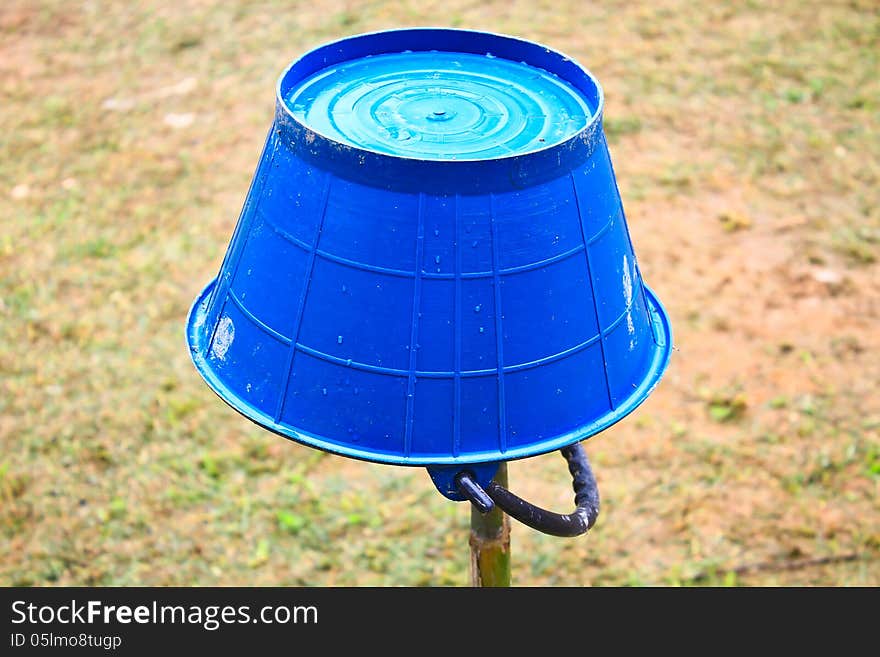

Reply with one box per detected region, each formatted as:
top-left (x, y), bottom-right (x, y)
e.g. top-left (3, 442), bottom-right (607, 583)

top-left (284, 51), bottom-right (594, 160)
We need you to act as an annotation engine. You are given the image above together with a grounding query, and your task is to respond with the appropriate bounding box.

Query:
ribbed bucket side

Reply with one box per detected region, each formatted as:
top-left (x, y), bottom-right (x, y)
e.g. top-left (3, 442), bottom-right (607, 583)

top-left (188, 125), bottom-right (671, 466)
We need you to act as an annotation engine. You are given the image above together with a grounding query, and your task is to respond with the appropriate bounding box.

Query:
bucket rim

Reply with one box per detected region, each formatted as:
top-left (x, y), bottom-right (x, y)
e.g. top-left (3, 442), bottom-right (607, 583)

top-left (274, 27), bottom-right (606, 167)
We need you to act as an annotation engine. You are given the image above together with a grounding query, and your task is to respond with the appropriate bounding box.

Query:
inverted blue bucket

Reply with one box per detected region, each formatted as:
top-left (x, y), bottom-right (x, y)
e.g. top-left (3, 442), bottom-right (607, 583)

top-left (186, 28), bottom-right (673, 500)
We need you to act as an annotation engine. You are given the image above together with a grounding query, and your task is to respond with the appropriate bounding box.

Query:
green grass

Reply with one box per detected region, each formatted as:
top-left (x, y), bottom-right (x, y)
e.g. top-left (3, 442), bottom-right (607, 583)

top-left (1, 0), bottom-right (878, 586)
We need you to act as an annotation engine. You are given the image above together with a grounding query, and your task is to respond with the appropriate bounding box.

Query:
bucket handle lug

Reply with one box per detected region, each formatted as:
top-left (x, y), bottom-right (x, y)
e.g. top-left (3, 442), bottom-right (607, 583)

top-left (456, 442), bottom-right (599, 538)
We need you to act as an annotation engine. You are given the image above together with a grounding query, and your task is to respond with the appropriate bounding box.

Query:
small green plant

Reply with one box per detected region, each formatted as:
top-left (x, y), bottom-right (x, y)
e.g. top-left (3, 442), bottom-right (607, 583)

top-left (866, 446), bottom-right (880, 478)
top-left (249, 539), bottom-right (270, 567)
top-left (108, 497), bottom-right (127, 520)
top-left (706, 391), bottom-right (748, 423)
top-left (276, 511), bottom-right (308, 534)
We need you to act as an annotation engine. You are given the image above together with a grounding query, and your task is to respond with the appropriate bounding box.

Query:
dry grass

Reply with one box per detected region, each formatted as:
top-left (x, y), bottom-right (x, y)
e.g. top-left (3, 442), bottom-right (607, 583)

top-left (1, 0), bottom-right (878, 585)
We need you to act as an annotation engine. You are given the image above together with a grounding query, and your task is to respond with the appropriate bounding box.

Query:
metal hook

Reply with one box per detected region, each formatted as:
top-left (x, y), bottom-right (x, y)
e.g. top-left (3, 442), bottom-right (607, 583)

top-left (455, 442), bottom-right (600, 538)
top-left (455, 471), bottom-right (495, 514)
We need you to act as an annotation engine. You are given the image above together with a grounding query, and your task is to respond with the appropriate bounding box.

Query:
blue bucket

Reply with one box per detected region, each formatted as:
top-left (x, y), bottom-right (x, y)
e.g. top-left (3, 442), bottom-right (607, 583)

top-left (186, 28), bottom-right (672, 503)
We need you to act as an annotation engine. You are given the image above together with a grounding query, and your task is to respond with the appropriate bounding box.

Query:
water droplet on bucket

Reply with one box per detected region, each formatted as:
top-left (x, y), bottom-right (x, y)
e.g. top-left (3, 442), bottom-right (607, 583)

top-left (434, 229), bottom-right (440, 237)
top-left (479, 326), bottom-right (485, 333)
top-left (474, 304), bottom-right (481, 313)
top-left (337, 335), bottom-right (343, 344)
top-left (322, 388), bottom-right (328, 396)
top-left (435, 255), bottom-right (441, 265)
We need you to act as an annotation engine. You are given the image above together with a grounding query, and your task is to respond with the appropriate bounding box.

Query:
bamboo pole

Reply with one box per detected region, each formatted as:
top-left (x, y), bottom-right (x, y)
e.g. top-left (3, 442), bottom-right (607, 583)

top-left (469, 463), bottom-right (511, 587)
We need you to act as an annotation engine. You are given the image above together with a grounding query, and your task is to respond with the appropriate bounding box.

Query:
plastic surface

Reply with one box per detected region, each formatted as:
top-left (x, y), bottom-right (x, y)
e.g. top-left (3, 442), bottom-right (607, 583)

top-left (285, 51), bottom-right (592, 160)
top-left (428, 462), bottom-right (501, 502)
top-left (186, 28), bottom-right (673, 488)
